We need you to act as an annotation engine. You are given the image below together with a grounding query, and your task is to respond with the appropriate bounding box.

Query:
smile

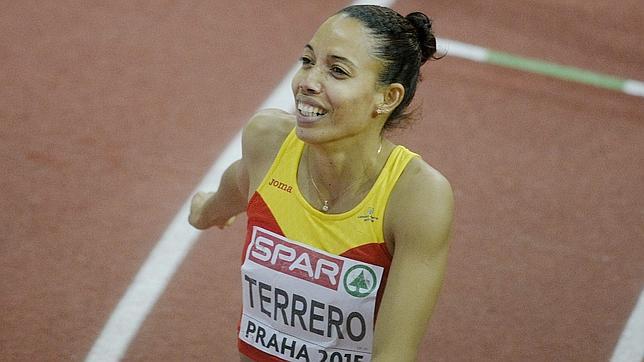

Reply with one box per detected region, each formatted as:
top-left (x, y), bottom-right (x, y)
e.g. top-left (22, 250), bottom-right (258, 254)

top-left (297, 101), bottom-right (328, 118)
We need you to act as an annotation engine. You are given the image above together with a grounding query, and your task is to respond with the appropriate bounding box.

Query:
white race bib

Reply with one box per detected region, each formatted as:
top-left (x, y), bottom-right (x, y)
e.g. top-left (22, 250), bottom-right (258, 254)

top-left (239, 226), bottom-right (384, 362)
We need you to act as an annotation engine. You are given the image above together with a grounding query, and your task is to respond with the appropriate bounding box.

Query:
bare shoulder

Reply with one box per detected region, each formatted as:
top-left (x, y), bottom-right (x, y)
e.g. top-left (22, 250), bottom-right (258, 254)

top-left (242, 108), bottom-right (295, 161)
top-left (386, 157), bottom-right (454, 249)
top-left (241, 109), bottom-right (295, 189)
top-left (396, 157), bottom-right (453, 204)
top-left (244, 108), bottom-right (295, 137)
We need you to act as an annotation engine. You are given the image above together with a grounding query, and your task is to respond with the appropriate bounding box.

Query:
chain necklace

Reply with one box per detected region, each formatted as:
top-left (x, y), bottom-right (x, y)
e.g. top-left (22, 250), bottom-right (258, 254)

top-left (307, 141), bottom-right (383, 213)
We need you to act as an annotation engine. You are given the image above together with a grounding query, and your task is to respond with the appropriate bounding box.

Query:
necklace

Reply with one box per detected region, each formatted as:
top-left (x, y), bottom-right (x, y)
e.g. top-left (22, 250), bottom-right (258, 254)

top-left (307, 141), bottom-right (383, 213)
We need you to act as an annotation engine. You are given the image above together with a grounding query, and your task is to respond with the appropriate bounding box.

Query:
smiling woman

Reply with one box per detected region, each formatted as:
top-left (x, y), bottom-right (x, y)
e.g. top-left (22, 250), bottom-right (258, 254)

top-left (189, 4), bottom-right (453, 362)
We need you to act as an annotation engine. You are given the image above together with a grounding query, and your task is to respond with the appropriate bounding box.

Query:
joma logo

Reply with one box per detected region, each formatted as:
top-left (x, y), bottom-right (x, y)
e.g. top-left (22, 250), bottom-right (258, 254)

top-left (268, 178), bottom-right (292, 193)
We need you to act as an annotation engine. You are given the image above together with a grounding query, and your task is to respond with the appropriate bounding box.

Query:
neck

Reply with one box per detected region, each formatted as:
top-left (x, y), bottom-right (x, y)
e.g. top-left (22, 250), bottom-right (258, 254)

top-left (304, 136), bottom-right (385, 211)
top-left (311, 131), bottom-right (383, 171)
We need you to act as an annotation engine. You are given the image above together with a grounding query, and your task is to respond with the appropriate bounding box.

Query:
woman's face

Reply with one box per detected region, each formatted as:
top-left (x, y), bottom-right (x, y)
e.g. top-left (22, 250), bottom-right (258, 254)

top-left (291, 15), bottom-right (385, 145)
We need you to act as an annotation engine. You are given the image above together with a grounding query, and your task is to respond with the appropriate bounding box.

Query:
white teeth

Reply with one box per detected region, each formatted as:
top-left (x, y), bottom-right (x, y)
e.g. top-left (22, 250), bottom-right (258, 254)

top-left (297, 102), bottom-right (327, 117)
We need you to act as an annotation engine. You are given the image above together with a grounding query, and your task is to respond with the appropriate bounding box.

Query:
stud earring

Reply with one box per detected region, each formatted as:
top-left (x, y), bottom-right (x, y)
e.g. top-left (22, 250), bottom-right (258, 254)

top-left (376, 106), bottom-right (385, 114)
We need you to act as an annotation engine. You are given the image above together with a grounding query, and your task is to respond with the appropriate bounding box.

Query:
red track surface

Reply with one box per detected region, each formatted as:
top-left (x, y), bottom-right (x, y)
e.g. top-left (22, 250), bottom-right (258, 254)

top-left (2, 1), bottom-right (642, 361)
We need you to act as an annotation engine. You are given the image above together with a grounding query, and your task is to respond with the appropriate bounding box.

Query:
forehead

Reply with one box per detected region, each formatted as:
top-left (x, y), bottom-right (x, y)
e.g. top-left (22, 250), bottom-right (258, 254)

top-left (308, 14), bottom-right (378, 63)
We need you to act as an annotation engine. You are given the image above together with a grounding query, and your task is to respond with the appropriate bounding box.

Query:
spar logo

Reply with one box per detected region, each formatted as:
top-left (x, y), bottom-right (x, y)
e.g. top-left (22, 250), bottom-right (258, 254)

top-left (343, 264), bottom-right (378, 298)
top-left (248, 227), bottom-right (344, 290)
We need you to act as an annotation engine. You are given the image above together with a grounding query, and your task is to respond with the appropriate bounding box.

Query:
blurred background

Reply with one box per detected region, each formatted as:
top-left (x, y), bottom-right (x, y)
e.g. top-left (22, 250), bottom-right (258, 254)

top-left (1, 0), bottom-right (642, 361)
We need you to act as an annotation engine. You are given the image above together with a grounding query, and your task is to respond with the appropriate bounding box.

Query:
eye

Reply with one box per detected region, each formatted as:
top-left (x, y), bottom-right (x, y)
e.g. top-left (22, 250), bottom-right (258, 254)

top-left (330, 65), bottom-right (349, 78)
top-left (300, 56), bottom-right (313, 66)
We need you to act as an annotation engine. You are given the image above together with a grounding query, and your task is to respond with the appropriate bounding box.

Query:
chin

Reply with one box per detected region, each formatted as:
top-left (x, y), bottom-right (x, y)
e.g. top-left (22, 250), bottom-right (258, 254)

top-left (294, 126), bottom-right (332, 146)
top-left (294, 126), bottom-right (315, 143)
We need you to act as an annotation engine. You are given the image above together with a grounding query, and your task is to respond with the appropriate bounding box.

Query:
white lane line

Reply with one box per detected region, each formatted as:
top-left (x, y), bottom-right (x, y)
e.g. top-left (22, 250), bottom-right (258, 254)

top-left (623, 80), bottom-right (644, 97)
top-left (610, 289), bottom-right (644, 362)
top-left (437, 38), bottom-right (488, 62)
top-left (85, 2), bottom-right (393, 360)
top-left (436, 38), bottom-right (644, 98)
top-left (85, 64), bottom-right (298, 362)
top-left (84, 133), bottom-right (239, 362)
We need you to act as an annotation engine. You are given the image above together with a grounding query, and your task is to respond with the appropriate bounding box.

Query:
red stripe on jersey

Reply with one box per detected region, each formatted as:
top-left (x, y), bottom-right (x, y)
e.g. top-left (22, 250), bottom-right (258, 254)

top-left (239, 192), bottom-right (289, 361)
top-left (242, 192), bottom-right (285, 264)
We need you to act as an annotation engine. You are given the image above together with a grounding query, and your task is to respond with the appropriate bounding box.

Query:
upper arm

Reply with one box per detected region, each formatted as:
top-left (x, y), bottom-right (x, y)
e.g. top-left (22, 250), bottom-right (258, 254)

top-left (374, 159), bottom-right (454, 361)
top-left (239, 108), bottom-right (294, 198)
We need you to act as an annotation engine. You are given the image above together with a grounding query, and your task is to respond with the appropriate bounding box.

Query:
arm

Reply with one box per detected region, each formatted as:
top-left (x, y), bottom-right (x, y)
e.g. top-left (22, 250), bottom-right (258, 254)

top-left (373, 159), bottom-right (454, 361)
top-left (188, 158), bottom-right (249, 229)
top-left (188, 109), bottom-right (294, 230)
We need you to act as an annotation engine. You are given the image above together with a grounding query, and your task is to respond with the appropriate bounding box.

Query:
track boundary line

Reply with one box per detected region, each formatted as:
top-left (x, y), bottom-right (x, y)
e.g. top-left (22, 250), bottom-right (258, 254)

top-left (437, 39), bottom-right (644, 97)
top-left (84, 64), bottom-right (299, 362)
top-left (610, 289), bottom-right (644, 362)
top-left (84, 132), bottom-right (240, 361)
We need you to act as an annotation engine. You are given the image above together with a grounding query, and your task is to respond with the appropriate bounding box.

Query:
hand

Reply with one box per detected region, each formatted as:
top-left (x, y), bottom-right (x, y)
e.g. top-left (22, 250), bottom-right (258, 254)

top-left (189, 192), bottom-right (237, 230)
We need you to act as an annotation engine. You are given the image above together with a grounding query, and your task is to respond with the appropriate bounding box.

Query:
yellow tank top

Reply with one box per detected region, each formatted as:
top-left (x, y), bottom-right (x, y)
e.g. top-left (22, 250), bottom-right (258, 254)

top-left (238, 129), bottom-right (418, 361)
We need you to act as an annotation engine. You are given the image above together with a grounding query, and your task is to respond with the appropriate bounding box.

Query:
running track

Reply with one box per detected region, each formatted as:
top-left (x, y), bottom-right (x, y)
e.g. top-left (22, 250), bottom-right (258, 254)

top-left (1, 1), bottom-right (643, 361)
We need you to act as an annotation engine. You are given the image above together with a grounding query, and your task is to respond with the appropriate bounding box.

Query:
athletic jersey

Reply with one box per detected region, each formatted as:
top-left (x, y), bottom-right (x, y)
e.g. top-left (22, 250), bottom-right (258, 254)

top-left (238, 129), bottom-right (418, 362)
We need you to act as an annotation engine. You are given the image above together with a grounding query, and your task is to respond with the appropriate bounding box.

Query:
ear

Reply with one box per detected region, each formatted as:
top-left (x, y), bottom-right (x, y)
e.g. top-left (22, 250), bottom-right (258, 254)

top-left (374, 83), bottom-right (405, 115)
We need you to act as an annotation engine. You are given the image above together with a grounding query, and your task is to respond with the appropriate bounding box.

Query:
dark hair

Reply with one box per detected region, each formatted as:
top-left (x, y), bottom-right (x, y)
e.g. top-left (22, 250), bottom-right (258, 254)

top-left (338, 5), bottom-right (439, 129)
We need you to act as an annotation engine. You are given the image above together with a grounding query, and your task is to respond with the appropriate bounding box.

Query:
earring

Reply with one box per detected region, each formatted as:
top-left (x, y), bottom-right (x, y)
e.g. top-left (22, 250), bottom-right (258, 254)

top-left (376, 106), bottom-right (385, 114)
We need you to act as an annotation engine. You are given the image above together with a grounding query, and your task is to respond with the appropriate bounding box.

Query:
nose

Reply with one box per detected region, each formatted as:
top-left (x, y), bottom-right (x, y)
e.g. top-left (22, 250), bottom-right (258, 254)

top-left (297, 67), bottom-right (322, 95)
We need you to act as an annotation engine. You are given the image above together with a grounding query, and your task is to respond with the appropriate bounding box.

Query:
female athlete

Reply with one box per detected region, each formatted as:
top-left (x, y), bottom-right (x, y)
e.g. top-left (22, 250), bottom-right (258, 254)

top-left (189, 5), bottom-right (454, 361)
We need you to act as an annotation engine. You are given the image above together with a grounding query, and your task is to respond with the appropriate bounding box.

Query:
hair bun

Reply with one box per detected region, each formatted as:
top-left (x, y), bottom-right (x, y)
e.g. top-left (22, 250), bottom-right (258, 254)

top-left (405, 12), bottom-right (436, 65)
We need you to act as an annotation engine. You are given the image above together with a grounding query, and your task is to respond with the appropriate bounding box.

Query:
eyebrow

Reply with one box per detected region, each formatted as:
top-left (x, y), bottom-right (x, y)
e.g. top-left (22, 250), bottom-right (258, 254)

top-left (305, 44), bottom-right (357, 68)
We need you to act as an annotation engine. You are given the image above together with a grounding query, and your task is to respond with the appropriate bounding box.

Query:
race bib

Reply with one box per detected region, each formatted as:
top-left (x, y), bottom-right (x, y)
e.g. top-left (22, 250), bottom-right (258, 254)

top-left (239, 226), bottom-right (384, 362)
